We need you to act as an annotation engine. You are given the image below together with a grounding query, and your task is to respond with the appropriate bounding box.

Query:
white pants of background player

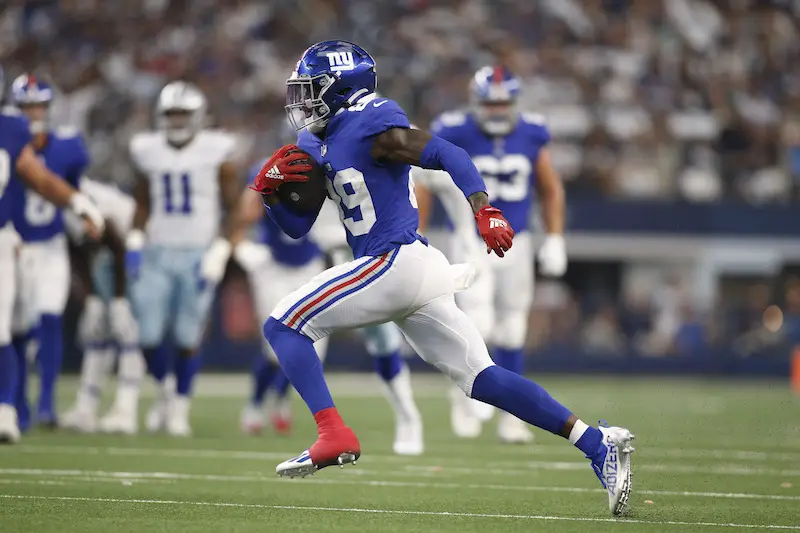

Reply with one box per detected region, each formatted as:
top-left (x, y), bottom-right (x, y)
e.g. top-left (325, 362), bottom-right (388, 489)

top-left (247, 251), bottom-right (423, 455)
top-left (61, 249), bottom-right (145, 434)
top-left (0, 224), bottom-right (21, 442)
top-left (448, 231), bottom-right (535, 442)
top-left (270, 239), bottom-right (492, 408)
top-left (11, 234), bottom-right (70, 334)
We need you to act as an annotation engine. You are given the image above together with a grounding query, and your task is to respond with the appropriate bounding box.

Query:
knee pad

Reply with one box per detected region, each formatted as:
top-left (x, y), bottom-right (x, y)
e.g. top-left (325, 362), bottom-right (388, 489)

top-left (77, 296), bottom-right (110, 348)
top-left (361, 323), bottom-right (403, 355)
top-left (491, 310), bottom-right (528, 349)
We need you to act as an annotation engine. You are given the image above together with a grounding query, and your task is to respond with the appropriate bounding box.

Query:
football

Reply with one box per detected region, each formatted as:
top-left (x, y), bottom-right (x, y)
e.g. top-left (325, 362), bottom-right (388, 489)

top-left (276, 150), bottom-right (328, 214)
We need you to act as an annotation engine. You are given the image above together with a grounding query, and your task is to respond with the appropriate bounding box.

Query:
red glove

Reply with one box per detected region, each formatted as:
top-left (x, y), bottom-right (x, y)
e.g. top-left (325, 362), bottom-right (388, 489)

top-left (249, 144), bottom-right (312, 195)
top-left (475, 206), bottom-right (514, 258)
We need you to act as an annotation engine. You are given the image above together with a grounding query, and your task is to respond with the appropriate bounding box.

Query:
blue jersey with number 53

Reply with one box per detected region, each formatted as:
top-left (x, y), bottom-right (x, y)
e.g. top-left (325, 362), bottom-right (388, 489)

top-left (297, 94), bottom-right (424, 259)
top-left (431, 111), bottom-right (550, 233)
top-left (0, 113), bottom-right (33, 228)
top-left (10, 128), bottom-right (88, 242)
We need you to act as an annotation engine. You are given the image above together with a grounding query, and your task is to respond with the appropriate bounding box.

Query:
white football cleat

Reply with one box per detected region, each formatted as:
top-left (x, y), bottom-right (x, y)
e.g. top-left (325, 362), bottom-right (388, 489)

top-left (0, 404), bottom-right (21, 444)
top-left (60, 406), bottom-right (98, 433)
top-left (392, 414), bottom-right (423, 456)
top-left (277, 426), bottom-right (361, 478)
top-left (592, 425), bottom-right (635, 516)
top-left (240, 404), bottom-right (265, 435)
top-left (497, 412), bottom-right (534, 444)
top-left (145, 400), bottom-right (168, 433)
top-left (450, 386), bottom-right (481, 439)
top-left (99, 408), bottom-right (138, 435)
top-left (166, 395), bottom-right (192, 437)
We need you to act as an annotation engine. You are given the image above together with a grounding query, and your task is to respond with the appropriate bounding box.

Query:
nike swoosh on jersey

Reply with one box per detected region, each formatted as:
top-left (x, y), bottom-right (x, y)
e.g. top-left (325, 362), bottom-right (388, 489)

top-left (373, 100), bottom-right (388, 108)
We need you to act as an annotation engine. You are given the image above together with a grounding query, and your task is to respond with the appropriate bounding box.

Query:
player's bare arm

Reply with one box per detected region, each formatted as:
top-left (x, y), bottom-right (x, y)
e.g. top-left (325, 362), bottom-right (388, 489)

top-left (218, 160), bottom-right (240, 236)
top-left (15, 144), bottom-right (103, 239)
top-left (534, 148), bottom-right (564, 235)
top-left (131, 171), bottom-right (150, 232)
top-left (371, 127), bottom-right (490, 215)
top-left (102, 219), bottom-right (127, 297)
top-left (228, 188), bottom-right (264, 246)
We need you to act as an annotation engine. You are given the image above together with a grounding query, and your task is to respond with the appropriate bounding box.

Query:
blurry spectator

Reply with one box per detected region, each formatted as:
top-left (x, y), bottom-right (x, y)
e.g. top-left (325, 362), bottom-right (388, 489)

top-left (580, 303), bottom-right (626, 355)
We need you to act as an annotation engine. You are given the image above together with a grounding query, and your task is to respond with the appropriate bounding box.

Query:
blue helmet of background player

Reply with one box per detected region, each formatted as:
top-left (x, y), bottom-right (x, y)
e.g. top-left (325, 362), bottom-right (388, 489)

top-left (470, 65), bottom-right (521, 136)
top-left (11, 73), bottom-right (54, 135)
top-left (286, 40), bottom-right (377, 133)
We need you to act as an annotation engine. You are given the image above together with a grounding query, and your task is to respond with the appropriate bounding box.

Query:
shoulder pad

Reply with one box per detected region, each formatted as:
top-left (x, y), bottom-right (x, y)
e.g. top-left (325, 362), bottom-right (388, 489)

top-left (54, 126), bottom-right (80, 139)
top-left (437, 111), bottom-right (467, 128)
top-left (521, 112), bottom-right (547, 126)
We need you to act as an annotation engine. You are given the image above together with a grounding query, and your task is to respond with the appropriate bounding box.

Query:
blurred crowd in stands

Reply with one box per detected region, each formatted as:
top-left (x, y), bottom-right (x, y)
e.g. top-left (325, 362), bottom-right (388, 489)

top-left (5, 0), bottom-right (799, 361)
top-left (3, 0), bottom-right (799, 202)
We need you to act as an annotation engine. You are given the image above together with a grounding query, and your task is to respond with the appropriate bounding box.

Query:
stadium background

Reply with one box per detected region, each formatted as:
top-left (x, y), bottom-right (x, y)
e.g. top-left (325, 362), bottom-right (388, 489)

top-left (3, 0), bottom-right (799, 377)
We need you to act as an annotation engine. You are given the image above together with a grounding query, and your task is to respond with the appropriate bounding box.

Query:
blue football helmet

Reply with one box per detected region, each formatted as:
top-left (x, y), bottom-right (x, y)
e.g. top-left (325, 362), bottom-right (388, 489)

top-left (11, 74), bottom-right (54, 134)
top-left (286, 40), bottom-right (377, 133)
top-left (470, 65), bottom-right (521, 136)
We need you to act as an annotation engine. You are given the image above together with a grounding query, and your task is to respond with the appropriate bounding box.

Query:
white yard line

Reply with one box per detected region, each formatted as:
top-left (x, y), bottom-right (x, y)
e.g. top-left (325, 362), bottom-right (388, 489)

top-left (1, 468), bottom-right (798, 502)
top-left (1, 494), bottom-right (798, 530)
top-left (14, 445), bottom-right (800, 477)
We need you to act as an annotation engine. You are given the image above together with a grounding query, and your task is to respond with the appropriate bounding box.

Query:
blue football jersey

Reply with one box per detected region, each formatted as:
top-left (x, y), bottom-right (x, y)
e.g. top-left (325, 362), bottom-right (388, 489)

top-left (0, 113), bottom-right (32, 229)
top-left (10, 128), bottom-right (89, 242)
top-left (431, 111), bottom-right (550, 233)
top-left (249, 159), bottom-right (321, 266)
top-left (298, 95), bottom-right (423, 259)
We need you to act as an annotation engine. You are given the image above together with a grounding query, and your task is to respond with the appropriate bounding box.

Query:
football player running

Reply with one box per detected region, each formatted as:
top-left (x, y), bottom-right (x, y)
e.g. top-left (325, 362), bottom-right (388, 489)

top-left (248, 41), bottom-right (634, 516)
top-left (0, 66), bottom-right (104, 443)
top-left (416, 65), bottom-right (567, 444)
top-left (61, 178), bottom-right (145, 434)
top-left (232, 157), bottom-right (423, 455)
top-left (126, 81), bottom-right (240, 436)
top-left (7, 74), bottom-right (92, 429)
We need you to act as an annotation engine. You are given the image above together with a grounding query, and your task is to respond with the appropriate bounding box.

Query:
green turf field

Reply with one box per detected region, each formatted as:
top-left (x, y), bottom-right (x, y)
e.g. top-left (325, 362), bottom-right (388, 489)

top-left (1, 373), bottom-right (799, 532)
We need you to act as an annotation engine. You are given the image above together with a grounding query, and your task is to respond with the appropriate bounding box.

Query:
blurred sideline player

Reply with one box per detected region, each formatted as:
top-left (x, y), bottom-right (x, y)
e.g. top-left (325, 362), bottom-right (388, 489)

top-left (250, 41), bottom-right (633, 516)
top-left (231, 157), bottom-right (423, 455)
top-left (8, 74), bottom-right (90, 428)
top-left (61, 178), bottom-right (145, 434)
top-left (125, 81), bottom-right (239, 436)
top-left (0, 65), bottom-right (104, 443)
top-left (416, 65), bottom-right (567, 443)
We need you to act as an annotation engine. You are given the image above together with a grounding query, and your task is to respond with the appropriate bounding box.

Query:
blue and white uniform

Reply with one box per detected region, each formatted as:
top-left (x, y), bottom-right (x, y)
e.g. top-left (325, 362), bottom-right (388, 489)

top-left (0, 113), bottom-right (32, 346)
top-left (10, 128), bottom-right (88, 332)
top-left (128, 129), bottom-right (236, 349)
top-left (430, 109), bottom-right (550, 349)
top-left (268, 93), bottom-right (493, 394)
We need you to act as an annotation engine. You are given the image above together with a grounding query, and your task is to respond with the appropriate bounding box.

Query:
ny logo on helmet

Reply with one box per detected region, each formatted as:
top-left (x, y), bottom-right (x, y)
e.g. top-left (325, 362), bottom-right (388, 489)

top-left (327, 51), bottom-right (355, 73)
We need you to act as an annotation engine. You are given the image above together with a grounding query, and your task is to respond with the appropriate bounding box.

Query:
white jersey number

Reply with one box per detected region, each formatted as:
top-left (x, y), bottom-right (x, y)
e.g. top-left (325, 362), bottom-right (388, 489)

top-left (24, 190), bottom-right (58, 226)
top-left (328, 168), bottom-right (376, 236)
top-left (162, 172), bottom-right (192, 214)
top-left (0, 149), bottom-right (9, 197)
top-left (472, 154), bottom-right (532, 203)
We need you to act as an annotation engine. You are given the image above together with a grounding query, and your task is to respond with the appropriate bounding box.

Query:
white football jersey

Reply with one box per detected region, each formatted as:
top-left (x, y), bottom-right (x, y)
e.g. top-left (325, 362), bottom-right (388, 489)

top-left (412, 167), bottom-right (486, 265)
top-left (80, 179), bottom-right (135, 235)
top-left (130, 130), bottom-right (236, 247)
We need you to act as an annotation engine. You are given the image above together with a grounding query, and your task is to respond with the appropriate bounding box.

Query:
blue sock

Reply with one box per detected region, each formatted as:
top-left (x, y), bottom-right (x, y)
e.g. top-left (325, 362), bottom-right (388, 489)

top-left (0, 344), bottom-right (18, 406)
top-left (175, 353), bottom-right (201, 396)
top-left (252, 357), bottom-right (277, 405)
top-left (271, 369), bottom-right (291, 399)
top-left (494, 346), bottom-right (524, 375)
top-left (263, 318), bottom-right (333, 415)
top-left (144, 345), bottom-right (170, 382)
top-left (373, 351), bottom-right (403, 382)
top-left (471, 365), bottom-right (571, 435)
top-left (37, 314), bottom-right (63, 419)
top-left (12, 334), bottom-right (30, 430)
top-left (576, 427), bottom-right (605, 462)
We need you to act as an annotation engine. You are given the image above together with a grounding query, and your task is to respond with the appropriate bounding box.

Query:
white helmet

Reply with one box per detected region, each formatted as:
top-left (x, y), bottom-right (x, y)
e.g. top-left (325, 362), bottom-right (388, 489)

top-left (156, 81), bottom-right (206, 144)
